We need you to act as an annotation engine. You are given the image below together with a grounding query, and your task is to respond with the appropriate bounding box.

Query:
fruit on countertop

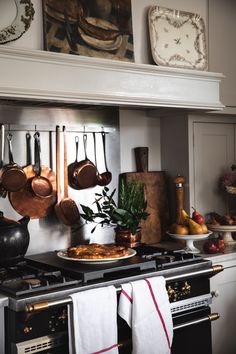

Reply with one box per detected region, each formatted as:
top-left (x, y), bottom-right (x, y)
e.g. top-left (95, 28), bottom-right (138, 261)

top-left (201, 223), bottom-right (209, 234)
top-left (204, 237), bottom-right (225, 254)
top-left (169, 208), bottom-right (209, 235)
top-left (169, 223), bottom-right (189, 235)
top-left (188, 218), bottom-right (204, 235)
top-left (207, 212), bottom-right (236, 226)
top-left (179, 209), bottom-right (189, 225)
top-left (192, 207), bottom-right (205, 224)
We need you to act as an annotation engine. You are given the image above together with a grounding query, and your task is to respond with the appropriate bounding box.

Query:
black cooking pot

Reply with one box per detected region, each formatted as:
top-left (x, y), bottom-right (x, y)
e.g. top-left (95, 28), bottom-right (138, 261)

top-left (0, 211), bottom-right (30, 266)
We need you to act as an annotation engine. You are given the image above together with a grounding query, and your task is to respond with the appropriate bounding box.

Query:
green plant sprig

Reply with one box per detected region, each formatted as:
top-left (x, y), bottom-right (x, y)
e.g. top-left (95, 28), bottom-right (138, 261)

top-left (80, 180), bottom-right (149, 234)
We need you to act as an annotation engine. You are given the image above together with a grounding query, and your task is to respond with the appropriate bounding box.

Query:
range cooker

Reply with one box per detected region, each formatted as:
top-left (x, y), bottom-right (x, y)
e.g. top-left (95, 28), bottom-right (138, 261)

top-left (0, 245), bottom-right (223, 354)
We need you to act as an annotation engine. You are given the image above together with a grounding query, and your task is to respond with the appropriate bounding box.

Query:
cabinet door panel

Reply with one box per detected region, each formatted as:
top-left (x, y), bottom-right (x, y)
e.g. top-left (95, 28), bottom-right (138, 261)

top-left (210, 266), bottom-right (236, 354)
top-left (193, 123), bottom-right (234, 216)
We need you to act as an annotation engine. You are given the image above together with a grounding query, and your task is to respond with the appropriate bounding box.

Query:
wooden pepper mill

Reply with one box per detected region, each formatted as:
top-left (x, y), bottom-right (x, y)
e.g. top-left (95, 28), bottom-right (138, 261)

top-left (173, 175), bottom-right (185, 224)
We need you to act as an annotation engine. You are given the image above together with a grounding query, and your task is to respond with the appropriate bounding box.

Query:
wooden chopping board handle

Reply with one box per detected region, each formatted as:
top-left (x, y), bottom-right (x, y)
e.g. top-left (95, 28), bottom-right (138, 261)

top-left (173, 175), bottom-right (185, 224)
top-left (134, 147), bottom-right (149, 172)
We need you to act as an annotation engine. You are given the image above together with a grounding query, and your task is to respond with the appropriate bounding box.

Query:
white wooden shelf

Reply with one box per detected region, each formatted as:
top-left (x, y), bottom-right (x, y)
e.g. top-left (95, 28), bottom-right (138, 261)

top-left (0, 47), bottom-right (224, 110)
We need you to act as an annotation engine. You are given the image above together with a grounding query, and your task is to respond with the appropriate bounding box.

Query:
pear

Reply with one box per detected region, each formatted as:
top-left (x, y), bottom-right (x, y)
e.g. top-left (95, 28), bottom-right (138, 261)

top-left (179, 209), bottom-right (189, 225)
top-left (201, 223), bottom-right (209, 234)
top-left (188, 218), bottom-right (203, 235)
top-left (170, 223), bottom-right (189, 235)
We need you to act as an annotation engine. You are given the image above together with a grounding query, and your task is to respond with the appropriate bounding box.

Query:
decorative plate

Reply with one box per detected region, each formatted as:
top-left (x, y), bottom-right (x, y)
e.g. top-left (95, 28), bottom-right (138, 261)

top-left (148, 6), bottom-right (208, 70)
top-left (0, 0), bottom-right (35, 44)
top-left (57, 248), bottom-right (136, 264)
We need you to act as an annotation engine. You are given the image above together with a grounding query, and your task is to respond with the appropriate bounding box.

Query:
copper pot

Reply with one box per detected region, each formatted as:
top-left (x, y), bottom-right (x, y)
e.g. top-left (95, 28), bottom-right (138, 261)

top-left (9, 132), bottom-right (57, 219)
top-left (68, 133), bottom-right (97, 190)
top-left (115, 227), bottom-right (142, 248)
top-left (0, 133), bottom-right (27, 192)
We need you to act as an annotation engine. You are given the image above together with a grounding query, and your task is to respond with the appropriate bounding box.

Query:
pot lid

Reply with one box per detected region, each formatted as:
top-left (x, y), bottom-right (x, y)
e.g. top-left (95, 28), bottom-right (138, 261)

top-left (0, 211), bottom-right (20, 226)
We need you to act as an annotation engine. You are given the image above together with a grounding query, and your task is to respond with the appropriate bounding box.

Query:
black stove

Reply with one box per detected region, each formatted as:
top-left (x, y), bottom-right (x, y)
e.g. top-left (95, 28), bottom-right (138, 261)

top-left (0, 245), bottom-right (209, 299)
top-left (2, 245), bottom-right (223, 354)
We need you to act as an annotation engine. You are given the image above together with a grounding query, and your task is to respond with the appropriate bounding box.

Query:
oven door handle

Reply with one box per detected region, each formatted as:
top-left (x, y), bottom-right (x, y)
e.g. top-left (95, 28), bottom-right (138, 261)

top-left (174, 312), bottom-right (220, 330)
top-left (117, 313), bottom-right (220, 350)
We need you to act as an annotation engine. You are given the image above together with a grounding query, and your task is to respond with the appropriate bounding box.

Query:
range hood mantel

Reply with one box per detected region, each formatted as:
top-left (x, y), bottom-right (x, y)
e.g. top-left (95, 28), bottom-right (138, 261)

top-left (0, 47), bottom-right (224, 110)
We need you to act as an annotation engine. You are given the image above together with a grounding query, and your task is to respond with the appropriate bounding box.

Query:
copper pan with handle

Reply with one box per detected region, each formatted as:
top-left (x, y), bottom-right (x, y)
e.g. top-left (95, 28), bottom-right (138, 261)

top-left (96, 131), bottom-right (112, 186)
top-left (0, 132), bottom-right (27, 192)
top-left (31, 132), bottom-right (53, 198)
top-left (69, 133), bottom-right (97, 190)
top-left (54, 126), bottom-right (80, 226)
top-left (9, 132), bottom-right (57, 219)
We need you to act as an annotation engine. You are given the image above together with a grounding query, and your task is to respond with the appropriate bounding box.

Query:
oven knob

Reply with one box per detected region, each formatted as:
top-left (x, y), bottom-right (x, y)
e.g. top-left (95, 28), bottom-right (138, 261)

top-left (58, 309), bottom-right (67, 324)
top-left (181, 281), bottom-right (191, 295)
top-left (23, 326), bottom-right (32, 334)
top-left (167, 285), bottom-right (177, 301)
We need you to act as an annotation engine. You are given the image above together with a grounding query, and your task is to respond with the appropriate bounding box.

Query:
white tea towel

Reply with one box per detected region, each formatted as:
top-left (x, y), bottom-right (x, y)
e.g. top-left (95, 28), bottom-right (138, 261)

top-left (68, 286), bottom-right (119, 354)
top-left (118, 276), bottom-right (173, 354)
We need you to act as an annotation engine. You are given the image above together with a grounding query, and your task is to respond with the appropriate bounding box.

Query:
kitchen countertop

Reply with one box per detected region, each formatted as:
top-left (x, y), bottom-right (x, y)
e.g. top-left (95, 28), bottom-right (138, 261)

top-left (0, 294), bottom-right (8, 308)
top-left (156, 238), bottom-right (236, 265)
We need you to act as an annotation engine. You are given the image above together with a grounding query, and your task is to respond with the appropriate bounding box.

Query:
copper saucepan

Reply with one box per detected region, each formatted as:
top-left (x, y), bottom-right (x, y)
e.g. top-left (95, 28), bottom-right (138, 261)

top-left (9, 132), bottom-right (57, 219)
top-left (31, 132), bottom-right (53, 198)
top-left (96, 131), bottom-right (112, 186)
top-left (69, 133), bottom-right (97, 190)
top-left (0, 133), bottom-right (27, 192)
top-left (68, 135), bottom-right (80, 190)
top-left (54, 126), bottom-right (80, 226)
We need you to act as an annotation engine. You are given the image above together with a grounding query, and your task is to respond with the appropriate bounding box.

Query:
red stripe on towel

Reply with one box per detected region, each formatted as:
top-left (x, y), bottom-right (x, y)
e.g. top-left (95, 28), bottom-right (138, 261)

top-left (145, 279), bottom-right (171, 351)
top-left (121, 289), bottom-right (133, 303)
top-left (92, 343), bottom-right (118, 353)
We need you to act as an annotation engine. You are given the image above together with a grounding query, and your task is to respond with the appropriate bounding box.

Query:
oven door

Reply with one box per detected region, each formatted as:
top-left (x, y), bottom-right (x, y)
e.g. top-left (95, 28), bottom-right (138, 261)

top-left (172, 307), bottom-right (212, 354)
top-left (118, 306), bottom-right (215, 354)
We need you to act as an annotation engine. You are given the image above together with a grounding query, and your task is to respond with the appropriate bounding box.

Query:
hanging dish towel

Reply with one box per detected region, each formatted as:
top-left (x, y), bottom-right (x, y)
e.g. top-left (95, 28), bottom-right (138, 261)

top-left (68, 285), bottom-right (119, 354)
top-left (118, 276), bottom-right (173, 354)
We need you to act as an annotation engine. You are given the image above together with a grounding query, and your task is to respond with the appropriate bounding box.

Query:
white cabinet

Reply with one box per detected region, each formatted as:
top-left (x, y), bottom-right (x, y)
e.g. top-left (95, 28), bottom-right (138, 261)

top-left (192, 121), bottom-right (235, 216)
top-left (209, 0), bottom-right (236, 107)
top-left (210, 256), bottom-right (236, 354)
top-left (160, 115), bottom-right (236, 219)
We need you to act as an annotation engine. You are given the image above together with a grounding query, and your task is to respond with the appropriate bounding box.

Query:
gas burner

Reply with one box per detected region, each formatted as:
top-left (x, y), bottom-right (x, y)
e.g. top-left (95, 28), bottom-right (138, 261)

top-left (24, 278), bottom-right (41, 288)
top-left (0, 262), bottom-right (81, 297)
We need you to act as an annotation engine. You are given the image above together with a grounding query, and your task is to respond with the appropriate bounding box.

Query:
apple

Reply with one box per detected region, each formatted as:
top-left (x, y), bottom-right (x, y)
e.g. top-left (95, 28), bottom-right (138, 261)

top-left (204, 237), bottom-right (225, 254)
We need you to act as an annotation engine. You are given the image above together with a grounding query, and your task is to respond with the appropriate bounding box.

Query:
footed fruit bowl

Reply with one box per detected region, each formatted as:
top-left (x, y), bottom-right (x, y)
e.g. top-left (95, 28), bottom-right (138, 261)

top-left (207, 225), bottom-right (236, 245)
top-left (167, 231), bottom-right (212, 254)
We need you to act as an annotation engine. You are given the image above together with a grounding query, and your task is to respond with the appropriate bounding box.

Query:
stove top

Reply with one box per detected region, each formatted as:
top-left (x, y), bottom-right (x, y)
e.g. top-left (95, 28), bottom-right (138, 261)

top-left (0, 262), bottom-right (80, 297)
top-left (0, 245), bottom-right (209, 300)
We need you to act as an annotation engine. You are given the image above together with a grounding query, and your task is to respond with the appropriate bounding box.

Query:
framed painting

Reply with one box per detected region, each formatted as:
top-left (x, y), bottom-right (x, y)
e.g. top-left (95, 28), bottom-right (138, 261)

top-left (42, 0), bottom-right (134, 62)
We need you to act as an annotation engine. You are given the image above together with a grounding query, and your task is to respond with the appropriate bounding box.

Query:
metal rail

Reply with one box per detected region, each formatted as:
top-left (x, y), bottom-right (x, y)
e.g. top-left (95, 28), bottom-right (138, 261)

top-left (25, 265), bottom-right (223, 313)
top-left (174, 313), bottom-right (220, 330)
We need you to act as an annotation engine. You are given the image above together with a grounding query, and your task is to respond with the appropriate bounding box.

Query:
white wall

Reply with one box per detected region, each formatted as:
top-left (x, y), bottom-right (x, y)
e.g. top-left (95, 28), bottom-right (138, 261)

top-left (119, 109), bottom-right (161, 172)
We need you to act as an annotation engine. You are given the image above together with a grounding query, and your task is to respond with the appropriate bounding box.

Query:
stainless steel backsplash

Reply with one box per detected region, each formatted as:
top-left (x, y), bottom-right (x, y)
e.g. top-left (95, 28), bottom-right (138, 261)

top-left (0, 103), bottom-right (120, 254)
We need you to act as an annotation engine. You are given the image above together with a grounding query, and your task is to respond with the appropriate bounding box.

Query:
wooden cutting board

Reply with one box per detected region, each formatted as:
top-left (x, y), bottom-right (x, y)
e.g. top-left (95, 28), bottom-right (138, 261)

top-left (120, 148), bottom-right (170, 244)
